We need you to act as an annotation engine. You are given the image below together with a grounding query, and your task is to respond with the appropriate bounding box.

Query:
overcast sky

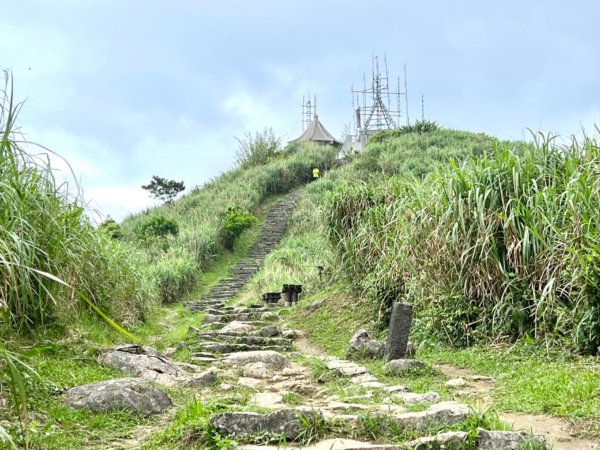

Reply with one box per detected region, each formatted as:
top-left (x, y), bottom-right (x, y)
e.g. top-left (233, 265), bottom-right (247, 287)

top-left (2, 0), bottom-right (599, 220)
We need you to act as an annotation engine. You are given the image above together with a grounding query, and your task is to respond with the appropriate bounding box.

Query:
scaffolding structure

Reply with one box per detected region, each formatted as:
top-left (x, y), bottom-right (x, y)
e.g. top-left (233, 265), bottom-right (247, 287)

top-left (351, 55), bottom-right (408, 144)
top-left (301, 93), bottom-right (316, 131)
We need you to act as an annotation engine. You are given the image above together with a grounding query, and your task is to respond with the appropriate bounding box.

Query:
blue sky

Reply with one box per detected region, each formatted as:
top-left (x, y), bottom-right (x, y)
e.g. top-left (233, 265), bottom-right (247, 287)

top-left (2, 0), bottom-right (599, 220)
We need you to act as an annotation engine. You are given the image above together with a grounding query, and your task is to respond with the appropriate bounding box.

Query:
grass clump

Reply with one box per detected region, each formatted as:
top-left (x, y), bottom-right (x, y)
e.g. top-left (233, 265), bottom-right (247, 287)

top-left (327, 130), bottom-right (600, 354)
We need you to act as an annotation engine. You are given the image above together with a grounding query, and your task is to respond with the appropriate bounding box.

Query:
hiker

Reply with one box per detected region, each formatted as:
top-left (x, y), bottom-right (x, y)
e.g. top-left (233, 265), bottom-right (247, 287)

top-left (312, 167), bottom-right (320, 180)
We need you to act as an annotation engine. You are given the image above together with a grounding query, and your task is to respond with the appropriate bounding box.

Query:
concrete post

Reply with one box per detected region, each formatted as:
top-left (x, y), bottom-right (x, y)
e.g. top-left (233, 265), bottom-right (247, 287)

top-left (385, 302), bottom-right (413, 360)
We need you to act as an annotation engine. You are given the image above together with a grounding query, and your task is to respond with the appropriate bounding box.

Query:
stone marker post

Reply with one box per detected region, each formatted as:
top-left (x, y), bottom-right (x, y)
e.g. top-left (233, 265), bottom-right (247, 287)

top-left (385, 302), bottom-right (413, 360)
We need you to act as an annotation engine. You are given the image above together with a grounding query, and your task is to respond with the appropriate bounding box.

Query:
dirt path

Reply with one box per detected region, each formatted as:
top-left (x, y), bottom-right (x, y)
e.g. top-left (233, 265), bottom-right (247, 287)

top-left (436, 364), bottom-right (599, 450)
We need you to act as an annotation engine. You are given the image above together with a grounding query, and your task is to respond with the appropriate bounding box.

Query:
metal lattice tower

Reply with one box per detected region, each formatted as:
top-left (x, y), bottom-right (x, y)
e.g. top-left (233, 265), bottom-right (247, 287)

top-left (301, 93), bottom-right (317, 131)
top-left (352, 55), bottom-right (408, 143)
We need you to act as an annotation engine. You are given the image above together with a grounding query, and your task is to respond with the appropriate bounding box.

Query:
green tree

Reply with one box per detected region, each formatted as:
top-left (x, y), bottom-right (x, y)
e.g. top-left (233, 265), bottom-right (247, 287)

top-left (142, 175), bottom-right (185, 204)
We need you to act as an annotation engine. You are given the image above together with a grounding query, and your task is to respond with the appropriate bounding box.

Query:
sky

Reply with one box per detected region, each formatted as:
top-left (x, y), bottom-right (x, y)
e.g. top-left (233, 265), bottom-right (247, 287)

top-left (2, 0), bottom-right (599, 221)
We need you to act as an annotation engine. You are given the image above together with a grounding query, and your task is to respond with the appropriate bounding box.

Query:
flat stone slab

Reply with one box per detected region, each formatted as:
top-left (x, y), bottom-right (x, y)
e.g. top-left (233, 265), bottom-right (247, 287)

top-left (395, 392), bottom-right (441, 405)
top-left (405, 431), bottom-right (469, 449)
top-left (394, 401), bottom-right (471, 431)
top-left (210, 408), bottom-right (323, 440)
top-left (98, 345), bottom-right (187, 386)
top-left (383, 359), bottom-right (428, 375)
top-left (222, 350), bottom-right (289, 370)
top-left (64, 378), bottom-right (172, 416)
top-left (182, 367), bottom-right (218, 388)
top-left (477, 428), bottom-right (546, 449)
top-left (219, 321), bottom-right (256, 335)
top-left (445, 378), bottom-right (467, 388)
top-left (326, 359), bottom-right (368, 376)
top-left (252, 392), bottom-right (284, 409)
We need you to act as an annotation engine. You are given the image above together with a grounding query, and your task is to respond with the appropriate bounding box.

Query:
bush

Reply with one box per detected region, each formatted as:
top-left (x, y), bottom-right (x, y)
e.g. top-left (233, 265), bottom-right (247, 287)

top-left (221, 207), bottom-right (257, 250)
top-left (235, 127), bottom-right (281, 168)
top-left (138, 215), bottom-right (179, 239)
top-left (99, 217), bottom-right (124, 240)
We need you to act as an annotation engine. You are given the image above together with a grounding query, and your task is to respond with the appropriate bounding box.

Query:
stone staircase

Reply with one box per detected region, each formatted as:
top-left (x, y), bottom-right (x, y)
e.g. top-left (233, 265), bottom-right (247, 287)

top-left (180, 191), bottom-right (546, 449)
top-left (184, 191), bottom-right (300, 314)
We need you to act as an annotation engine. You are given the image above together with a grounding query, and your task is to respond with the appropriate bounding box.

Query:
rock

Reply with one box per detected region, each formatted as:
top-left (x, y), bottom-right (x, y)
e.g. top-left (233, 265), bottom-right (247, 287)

top-left (64, 378), bottom-right (172, 416)
top-left (307, 298), bottom-right (325, 310)
top-left (395, 392), bottom-right (440, 405)
top-left (258, 325), bottom-right (279, 337)
top-left (252, 392), bottom-right (283, 409)
top-left (243, 362), bottom-right (272, 379)
top-left (222, 350), bottom-right (289, 370)
top-left (98, 345), bottom-right (187, 386)
top-left (176, 362), bottom-right (202, 374)
top-left (383, 385), bottom-right (409, 393)
top-left (221, 383), bottom-right (235, 391)
top-left (210, 408), bottom-right (323, 440)
top-left (393, 401), bottom-right (471, 432)
top-left (203, 314), bottom-right (222, 324)
top-left (281, 329), bottom-right (297, 339)
top-left (183, 367), bottom-right (218, 388)
top-left (383, 359), bottom-right (427, 375)
top-left (261, 311), bottom-right (276, 320)
top-left (404, 431), bottom-right (469, 449)
top-left (445, 378), bottom-right (467, 388)
top-left (238, 377), bottom-right (263, 389)
top-left (219, 321), bottom-right (255, 334)
top-left (325, 359), bottom-right (368, 376)
top-left (477, 428), bottom-right (546, 449)
top-left (347, 329), bottom-right (384, 359)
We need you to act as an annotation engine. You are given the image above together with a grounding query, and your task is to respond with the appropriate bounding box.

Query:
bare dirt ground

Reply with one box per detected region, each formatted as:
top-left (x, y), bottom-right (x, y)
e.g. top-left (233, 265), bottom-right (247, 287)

top-left (436, 364), bottom-right (599, 450)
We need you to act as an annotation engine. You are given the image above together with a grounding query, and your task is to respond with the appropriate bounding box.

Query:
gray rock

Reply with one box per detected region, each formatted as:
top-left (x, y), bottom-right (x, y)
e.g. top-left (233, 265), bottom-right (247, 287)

top-left (243, 362), bottom-right (272, 379)
top-left (384, 358), bottom-right (428, 375)
top-left (395, 392), bottom-right (440, 405)
top-left (98, 345), bottom-right (187, 386)
top-left (394, 401), bottom-right (471, 432)
top-left (222, 350), bottom-right (289, 370)
top-left (325, 359), bottom-right (368, 376)
top-left (445, 378), bottom-right (467, 388)
top-left (258, 325), bottom-right (279, 337)
top-left (281, 329), bottom-right (297, 339)
top-left (307, 298), bottom-right (325, 310)
top-left (477, 428), bottom-right (546, 449)
top-left (404, 431), bottom-right (469, 449)
top-left (183, 367), bottom-right (218, 388)
top-left (64, 378), bottom-right (172, 416)
top-left (347, 329), bottom-right (384, 359)
top-left (219, 321), bottom-right (255, 335)
top-left (210, 409), bottom-right (323, 440)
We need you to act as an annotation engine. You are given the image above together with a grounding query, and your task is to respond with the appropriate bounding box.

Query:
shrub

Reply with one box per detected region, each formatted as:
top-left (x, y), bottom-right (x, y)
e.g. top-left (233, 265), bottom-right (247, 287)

top-left (221, 207), bottom-right (257, 250)
top-left (98, 217), bottom-right (124, 240)
top-left (138, 215), bottom-right (179, 239)
top-left (235, 127), bottom-right (281, 168)
top-left (147, 257), bottom-right (198, 304)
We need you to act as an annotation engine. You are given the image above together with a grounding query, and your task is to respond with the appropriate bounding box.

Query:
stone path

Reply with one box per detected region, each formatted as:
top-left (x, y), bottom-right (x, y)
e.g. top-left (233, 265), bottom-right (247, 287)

top-left (65, 190), bottom-right (550, 449)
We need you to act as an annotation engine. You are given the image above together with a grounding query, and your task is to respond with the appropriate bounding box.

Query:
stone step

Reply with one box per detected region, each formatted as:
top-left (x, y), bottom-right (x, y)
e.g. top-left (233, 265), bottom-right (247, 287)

top-left (194, 334), bottom-right (293, 347)
top-left (197, 342), bottom-right (290, 354)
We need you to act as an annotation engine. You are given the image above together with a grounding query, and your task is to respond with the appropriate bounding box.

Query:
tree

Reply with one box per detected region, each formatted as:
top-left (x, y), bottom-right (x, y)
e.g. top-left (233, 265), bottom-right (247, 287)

top-left (141, 175), bottom-right (185, 204)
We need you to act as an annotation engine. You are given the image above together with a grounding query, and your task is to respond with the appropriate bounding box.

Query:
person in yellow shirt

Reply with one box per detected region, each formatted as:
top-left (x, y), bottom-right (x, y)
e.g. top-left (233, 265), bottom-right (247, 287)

top-left (312, 168), bottom-right (320, 180)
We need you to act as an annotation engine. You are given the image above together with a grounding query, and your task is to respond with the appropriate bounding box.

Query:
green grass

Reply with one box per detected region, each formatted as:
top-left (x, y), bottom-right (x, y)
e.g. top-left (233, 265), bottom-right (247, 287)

top-left (422, 343), bottom-right (600, 437)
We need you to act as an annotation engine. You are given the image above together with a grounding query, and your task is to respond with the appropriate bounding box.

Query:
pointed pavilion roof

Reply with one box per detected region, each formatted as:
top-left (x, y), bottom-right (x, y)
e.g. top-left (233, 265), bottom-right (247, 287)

top-left (291, 115), bottom-right (341, 146)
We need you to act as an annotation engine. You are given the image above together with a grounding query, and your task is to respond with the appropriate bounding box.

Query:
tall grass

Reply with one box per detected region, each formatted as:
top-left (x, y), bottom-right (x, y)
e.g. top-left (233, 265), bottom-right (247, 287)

top-left (122, 143), bottom-right (337, 304)
top-left (0, 72), bottom-right (155, 331)
top-left (326, 131), bottom-right (600, 353)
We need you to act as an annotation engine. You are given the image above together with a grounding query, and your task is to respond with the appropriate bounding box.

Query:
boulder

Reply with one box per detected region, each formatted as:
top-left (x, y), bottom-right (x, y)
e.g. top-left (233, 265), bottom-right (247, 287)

top-left (445, 378), bottom-right (467, 388)
top-left (347, 329), bottom-right (384, 359)
top-left (222, 350), bottom-right (289, 370)
top-left (210, 408), bottom-right (323, 440)
top-left (98, 345), bottom-right (187, 386)
top-left (383, 359), bottom-right (428, 375)
top-left (64, 378), bottom-right (172, 416)
top-left (477, 428), bottom-right (546, 449)
top-left (393, 401), bottom-right (471, 432)
top-left (183, 367), bottom-right (218, 388)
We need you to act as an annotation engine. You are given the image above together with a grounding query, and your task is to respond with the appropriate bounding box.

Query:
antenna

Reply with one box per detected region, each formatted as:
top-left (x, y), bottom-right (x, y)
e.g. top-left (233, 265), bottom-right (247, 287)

top-left (351, 55), bottom-right (407, 143)
top-left (421, 94), bottom-right (425, 121)
top-left (404, 64), bottom-right (409, 125)
top-left (301, 92), bottom-right (315, 131)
